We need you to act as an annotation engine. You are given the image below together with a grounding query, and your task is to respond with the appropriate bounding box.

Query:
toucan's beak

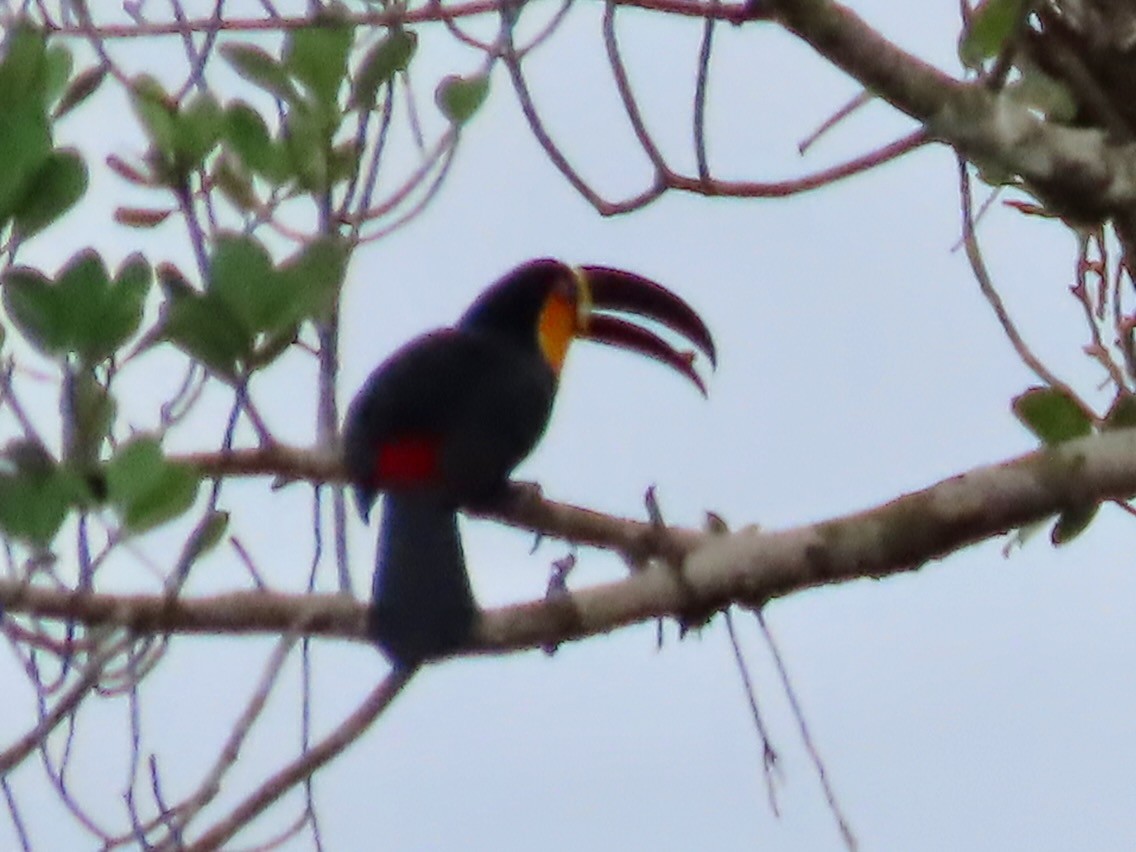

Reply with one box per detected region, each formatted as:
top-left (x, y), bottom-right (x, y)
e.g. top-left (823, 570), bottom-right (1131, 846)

top-left (577, 266), bottom-right (717, 395)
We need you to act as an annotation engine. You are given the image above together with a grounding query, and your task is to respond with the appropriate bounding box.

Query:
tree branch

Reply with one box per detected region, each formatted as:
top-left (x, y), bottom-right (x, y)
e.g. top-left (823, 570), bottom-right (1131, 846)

top-left (38, 0), bottom-right (754, 40)
top-left (183, 668), bottom-right (414, 852)
top-left (758, 0), bottom-right (962, 121)
top-left (759, 0), bottom-right (1136, 220)
top-left (16, 428), bottom-right (1136, 655)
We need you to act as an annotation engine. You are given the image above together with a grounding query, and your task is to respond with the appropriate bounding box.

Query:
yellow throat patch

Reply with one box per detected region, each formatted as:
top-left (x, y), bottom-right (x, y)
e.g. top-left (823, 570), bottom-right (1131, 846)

top-left (538, 268), bottom-right (590, 374)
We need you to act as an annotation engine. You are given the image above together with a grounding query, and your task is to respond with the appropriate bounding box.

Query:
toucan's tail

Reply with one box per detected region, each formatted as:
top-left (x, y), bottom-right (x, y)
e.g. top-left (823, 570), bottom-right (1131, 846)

top-left (369, 493), bottom-right (478, 668)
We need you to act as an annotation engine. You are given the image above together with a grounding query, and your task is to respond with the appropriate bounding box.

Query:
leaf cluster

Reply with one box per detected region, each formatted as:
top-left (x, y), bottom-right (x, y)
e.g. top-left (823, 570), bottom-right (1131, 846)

top-left (1011, 386), bottom-right (1136, 545)
top-left (0, 8), bottom-right (499, 556)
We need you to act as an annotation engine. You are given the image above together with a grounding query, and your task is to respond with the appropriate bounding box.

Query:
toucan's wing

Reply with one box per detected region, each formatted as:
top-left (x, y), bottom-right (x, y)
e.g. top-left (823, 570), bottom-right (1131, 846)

top-left (343, 329), bottom-right (555, 515)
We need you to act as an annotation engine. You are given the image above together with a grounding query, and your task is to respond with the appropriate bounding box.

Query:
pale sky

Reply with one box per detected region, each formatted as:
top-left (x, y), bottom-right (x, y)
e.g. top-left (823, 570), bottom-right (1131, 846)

top-left (2, 2), bottom-right (1133, 850)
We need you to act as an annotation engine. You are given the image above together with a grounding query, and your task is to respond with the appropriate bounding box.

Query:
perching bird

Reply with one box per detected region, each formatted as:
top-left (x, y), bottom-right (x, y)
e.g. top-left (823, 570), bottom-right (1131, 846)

top-left (343, 258), bottom-right (715, 668)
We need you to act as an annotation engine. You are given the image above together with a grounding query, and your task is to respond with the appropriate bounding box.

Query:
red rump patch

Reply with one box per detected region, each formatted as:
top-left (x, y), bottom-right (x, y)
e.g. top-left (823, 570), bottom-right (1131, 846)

top-left (374, 436), bottom-right (441, 486)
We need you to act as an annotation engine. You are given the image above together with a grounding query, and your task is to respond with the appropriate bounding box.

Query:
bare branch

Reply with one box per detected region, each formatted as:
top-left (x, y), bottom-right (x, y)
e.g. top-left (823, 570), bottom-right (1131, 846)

top-left (760, 0), bottom-right (1136, 218)
top-left (8, 428), bottom-right (1136, 658)
top-left (667, 130), bottom-right (928, 197)
top-left (957, 156), bottom-right (1084, 398)
top-left (183, 668), bottom-right (414, 851)
top-left (756, 611), bottom-right (857, 851)
top-left (152, 636), bottom-right (300, 848)
top-left (40, 1), bottom-right (754, 40)
top-left (0, 634), bottom-right (133, 775)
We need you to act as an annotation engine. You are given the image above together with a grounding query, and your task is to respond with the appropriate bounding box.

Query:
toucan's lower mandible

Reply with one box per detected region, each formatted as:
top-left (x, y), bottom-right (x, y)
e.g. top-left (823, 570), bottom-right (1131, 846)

top-left (342, 258), bottom-right (716, 668)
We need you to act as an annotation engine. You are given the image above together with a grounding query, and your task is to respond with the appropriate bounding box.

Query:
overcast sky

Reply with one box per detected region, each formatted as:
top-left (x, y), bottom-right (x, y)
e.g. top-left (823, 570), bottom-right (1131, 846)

top-left (3, 2), bottom-right (1134, 850)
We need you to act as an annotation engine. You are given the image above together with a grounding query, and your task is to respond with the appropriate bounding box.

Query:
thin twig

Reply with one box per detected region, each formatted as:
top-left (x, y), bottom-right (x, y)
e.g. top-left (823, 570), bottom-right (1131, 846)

top-left (1072, 232), bottom-right (1129, 392)
top-left (957, 155), bottom-right (1083, 399)
top-left (603, 0), bottom-right (670, 175)
top-left (0, 634), bottom-right (131, 774)
top-left (43, 0), bottom-right (752, 40)
top-left (693, 0), bottom-right (716, 181)
top-left (722, 608), bottom-right (781, 816)
top-left (756, 611), bottom-right (858, 852)
top-left (1, 777), bottom-right (32, 852)
top-left (798, 91), bottom-right (873, 154)
top-left (151, 635), bottom-right (300, 849)
top-left (183, 667), bottom-right (415, 851)
top-left (668, 130), bottom-right (929, 198)
top-left (501, 12), bottom-right (666, 215)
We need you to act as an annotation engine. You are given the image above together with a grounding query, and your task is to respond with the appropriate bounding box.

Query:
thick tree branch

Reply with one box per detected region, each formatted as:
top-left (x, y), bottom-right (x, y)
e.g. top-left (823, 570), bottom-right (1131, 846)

top-left (181, 445), bottom-right (704, 557)
top-left (759, 0), bottom-right (963, 120)
top-left (478, 427), bottom-right (1136, 653)
top-left (15, 428), bottom-right (1136, 655)
top-left (0, 584), bottom-right (366, 639)
top-left (759, 0), bottom-right (1136, 220)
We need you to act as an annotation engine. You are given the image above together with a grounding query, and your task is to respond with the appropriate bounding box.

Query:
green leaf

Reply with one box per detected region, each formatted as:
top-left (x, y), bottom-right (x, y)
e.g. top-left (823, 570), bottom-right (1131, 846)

top-left (129, 75), bottom-right (178, 162)
top-left (248, 324), bottom-right (298, 369)
top-left (327, 141), bottom-right (360, 186)
top-left (0, 467), bottom-right (72, 546)
top-left (285, 12), bottom-right (353, 108)
top-left (1102, 392), bottom-right (1136, 430)
top-left (2, 251), bottom-right (150, 362)
top-left (105, 437), bottom-right (200, 532)
top-left (12, 148), bottom-right (87, 237)
top-left (0, 439), bottom-right (54, 477)
top-left (205, 235), bottom-right (345, 343)
top-left (2, 266), bottom-right (69, 354)
top-left (0, 26), bottom-right (50, 107)
top-left (1011, 386), bottom-right (1093, 445)
top-left (435, 73), bottom-right (489, 125)
top-left (213, 157), bottom-right (258, 211)
top-left (116, 253), bottom-right (151, 293)
top-left (224, 102), bottom-right (287, 182)
top-left (959, 0), bottom-right (1026, 70)
top-left (222, 44), bottom-right (300, 105)
top-left (161, 289), bottom-right (250, 378)
top-left (0, 442), bottom-right (73, 546)
top-left (43, 43), bottom-right (72, 105)
top-left (208, 234), bottom-right (282, 333)
top-left (55, 250), bottom-right (114, 362)
top-left (92, 253), bottom-right (151, 359)
top-left (57, 250), bottom-right (139, 362)
top-left (176, 91), bottom-right (223, 169)
top-left (54, 64), bottom-right (107, 118)
top-left (282, 102), bottom-right (330, 191)
top-left (277, 236), bottom-right (346, 324)
top-left (351, 29), bottom-right (417, 109)
top-left (0, 94), bottom-right (52, 223)
top-left (1050, 502), bottom-right (1099, 546)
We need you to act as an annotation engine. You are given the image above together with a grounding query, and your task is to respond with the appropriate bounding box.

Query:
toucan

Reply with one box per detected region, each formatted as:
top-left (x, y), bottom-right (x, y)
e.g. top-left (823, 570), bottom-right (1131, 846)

top-left (343, 258), bottom-right (716, 668)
